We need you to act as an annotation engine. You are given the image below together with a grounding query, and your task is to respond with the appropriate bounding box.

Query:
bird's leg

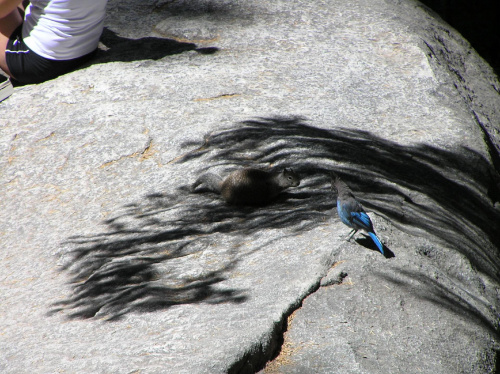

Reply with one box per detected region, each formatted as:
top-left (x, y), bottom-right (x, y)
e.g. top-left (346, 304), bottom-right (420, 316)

top-left (346, 229), bottom-right (357, 242)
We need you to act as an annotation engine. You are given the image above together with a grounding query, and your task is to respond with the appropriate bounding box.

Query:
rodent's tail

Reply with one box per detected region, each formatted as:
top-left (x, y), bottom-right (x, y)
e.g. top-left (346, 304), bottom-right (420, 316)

top-left (192, 173), bottom-right (223, 193)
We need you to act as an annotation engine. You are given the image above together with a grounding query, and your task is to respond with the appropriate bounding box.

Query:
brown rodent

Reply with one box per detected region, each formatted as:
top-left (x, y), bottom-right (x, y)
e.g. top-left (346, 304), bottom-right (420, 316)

top-left (192, 167), bottom-right (300, 205)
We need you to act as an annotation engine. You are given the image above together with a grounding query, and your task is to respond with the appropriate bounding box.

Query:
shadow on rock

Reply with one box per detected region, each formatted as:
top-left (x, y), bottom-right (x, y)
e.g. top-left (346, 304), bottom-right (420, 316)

top-left (51, 142), bottom-right (332, 321)
top-left (178, 116), bottom-right (500, 334)
top-left (355, 236), bottom-right (395, 258)
top-left (179, 116), bottom-right (500, 279)
top-left (419, 0), bottom-right (500, 76)
top-left (378, 268), bottom-right (500, 340)
top-left (52, 116), bottom-right (500, 322)
top-left (86, 28), bottom-right (218, 65)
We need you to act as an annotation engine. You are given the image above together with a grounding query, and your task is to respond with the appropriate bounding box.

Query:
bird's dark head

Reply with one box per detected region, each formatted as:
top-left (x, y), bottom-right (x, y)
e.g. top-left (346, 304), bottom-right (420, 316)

top-left (330, 171), bottom-right (341, 192)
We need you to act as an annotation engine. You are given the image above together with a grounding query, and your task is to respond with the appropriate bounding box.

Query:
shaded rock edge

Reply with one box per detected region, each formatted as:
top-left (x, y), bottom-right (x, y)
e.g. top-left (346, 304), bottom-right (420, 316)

top-left (410, 0), bottom-right (500, 181)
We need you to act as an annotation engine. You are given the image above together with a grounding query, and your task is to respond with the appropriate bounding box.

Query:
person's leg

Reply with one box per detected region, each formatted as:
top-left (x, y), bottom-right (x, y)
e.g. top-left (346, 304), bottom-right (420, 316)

top-left (0, 8), bottom-right (23, 77)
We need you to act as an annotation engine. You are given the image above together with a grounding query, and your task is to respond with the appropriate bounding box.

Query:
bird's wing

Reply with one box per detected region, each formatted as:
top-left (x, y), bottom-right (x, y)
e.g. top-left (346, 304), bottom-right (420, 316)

top-left (350, 211), bottom-right (373, 231)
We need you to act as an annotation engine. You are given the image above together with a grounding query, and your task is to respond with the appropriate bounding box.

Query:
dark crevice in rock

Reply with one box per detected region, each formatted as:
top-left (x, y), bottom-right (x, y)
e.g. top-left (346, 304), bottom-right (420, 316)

top-left (495, 349), bottom-right (500, 374)
top-left (230, 262), bottom-right (348, 374)
top-left (227, 278), bottom-right (324, 374)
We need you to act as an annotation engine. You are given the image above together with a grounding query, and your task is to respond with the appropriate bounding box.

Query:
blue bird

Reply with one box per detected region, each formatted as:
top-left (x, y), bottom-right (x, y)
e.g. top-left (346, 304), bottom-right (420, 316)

top-left (331, 175), bottom-right (384, 255)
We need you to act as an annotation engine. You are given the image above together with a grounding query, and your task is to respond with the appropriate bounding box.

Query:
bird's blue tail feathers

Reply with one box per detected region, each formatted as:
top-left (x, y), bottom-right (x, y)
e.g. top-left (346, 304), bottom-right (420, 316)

top-left (368, 232), bottom-right (384, 255)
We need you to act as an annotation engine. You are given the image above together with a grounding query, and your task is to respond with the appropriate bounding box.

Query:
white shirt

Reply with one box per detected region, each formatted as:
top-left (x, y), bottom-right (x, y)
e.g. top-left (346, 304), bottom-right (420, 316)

top-left (22, 0), bottom-right (108, 60)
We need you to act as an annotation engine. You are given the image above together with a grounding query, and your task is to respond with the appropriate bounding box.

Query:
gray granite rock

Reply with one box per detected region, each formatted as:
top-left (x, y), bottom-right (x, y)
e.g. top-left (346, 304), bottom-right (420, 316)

top-left (1, 0), bottom-right (499, 373)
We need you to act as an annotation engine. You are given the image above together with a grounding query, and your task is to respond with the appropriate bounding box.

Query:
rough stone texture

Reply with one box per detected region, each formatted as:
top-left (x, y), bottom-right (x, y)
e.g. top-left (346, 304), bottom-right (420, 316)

top-left (419, 0), bottom-right (500, 76)
top-left (1, 0), bottom-right (499, 373)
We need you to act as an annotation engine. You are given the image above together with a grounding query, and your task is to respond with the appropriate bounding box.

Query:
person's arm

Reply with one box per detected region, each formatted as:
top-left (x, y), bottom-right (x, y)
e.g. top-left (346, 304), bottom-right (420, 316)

top-left (0, 0), bottom-right (23, 18)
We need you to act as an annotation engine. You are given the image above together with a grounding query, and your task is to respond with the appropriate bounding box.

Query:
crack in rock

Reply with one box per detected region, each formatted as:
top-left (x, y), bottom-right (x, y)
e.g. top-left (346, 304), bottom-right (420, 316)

top-left (227, 279), bottom-right (325, 374)
top-left (99, 138), bottom-right (155, 168)
top-left (228, 261), bottom-right (348, 374)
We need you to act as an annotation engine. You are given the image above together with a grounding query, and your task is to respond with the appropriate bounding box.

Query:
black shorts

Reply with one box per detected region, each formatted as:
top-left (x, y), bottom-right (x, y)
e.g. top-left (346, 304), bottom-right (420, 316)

top-left (6, 25), bottom-right (96, 85)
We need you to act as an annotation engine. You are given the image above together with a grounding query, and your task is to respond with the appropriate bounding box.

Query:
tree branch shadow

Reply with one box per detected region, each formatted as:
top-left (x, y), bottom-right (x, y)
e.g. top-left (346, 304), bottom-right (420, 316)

top-left (178, 116), bottom-right (500, 278)
top-left (378, 268), bottom-right (500, 340)
top-left (177, 115), bottom-right (500, 333)
top-left (52, 116), bottom-right (500, 323)
top-left (51, 164), bottom-right (331, 320)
